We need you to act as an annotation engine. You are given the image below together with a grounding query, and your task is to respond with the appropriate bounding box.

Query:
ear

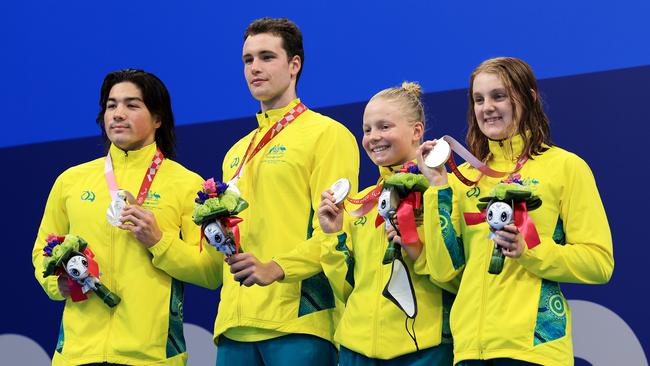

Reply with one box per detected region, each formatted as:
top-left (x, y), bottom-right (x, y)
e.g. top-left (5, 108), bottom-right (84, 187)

top-left (153, 116), bottom-right (162, 129)
top-left (289, 55), bottom-right (301, 79)
top-left (412, 121), bottom-right (424, 143)
top-left (530, 88), bottom-right (537, 102)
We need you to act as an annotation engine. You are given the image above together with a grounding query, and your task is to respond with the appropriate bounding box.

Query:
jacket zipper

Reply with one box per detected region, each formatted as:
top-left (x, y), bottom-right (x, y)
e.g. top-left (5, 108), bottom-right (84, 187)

top-left (373, 228), bottom-right (387, 356)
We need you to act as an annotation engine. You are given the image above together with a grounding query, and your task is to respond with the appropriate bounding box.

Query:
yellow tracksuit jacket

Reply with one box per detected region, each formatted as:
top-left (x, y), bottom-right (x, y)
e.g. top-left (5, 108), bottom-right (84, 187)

top-left (216, 99), bottom-right (360, 343)
top-left (315, 165), bottom-right (458, 360)
top-left (423, 135), bottom-right (614, 365)
top-left (32, 143), bottom-right (222, 366)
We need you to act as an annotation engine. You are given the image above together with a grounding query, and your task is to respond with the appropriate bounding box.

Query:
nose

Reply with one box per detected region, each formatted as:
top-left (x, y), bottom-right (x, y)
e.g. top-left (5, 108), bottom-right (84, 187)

top-left (483, 98), bottom-right (496, 113)
top-left (368, 128), bottom-right (381, 142)
top-left (113, 104), bottom-right (126, 121)
top-left (250, 57), bottom-right (262, 75)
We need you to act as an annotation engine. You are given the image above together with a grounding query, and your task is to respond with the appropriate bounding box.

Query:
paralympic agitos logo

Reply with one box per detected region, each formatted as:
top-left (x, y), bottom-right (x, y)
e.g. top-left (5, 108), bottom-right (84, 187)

top-left (81, 191), bottom-right (96, 202)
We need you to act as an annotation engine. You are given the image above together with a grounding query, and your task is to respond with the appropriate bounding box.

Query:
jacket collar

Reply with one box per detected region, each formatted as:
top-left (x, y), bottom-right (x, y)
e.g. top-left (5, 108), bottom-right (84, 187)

top-left (378, 160), bottom-right (418, 182)
top-left (255, 98), bottom-right (302, 129)
top-left (108, 142), bottom-right (159, 169)
top-left (487, 133), bottom-right (525, 164)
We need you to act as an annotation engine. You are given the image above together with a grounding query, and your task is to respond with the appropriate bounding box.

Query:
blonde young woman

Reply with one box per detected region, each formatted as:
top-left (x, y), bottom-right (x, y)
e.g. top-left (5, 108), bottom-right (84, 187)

top-left (316, 82), bottom-right (457, 365)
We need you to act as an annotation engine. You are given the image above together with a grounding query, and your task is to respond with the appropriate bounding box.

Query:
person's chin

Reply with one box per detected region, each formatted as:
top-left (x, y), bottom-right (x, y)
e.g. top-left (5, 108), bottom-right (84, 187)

top-left (482, 127), bottom-right (508, 140)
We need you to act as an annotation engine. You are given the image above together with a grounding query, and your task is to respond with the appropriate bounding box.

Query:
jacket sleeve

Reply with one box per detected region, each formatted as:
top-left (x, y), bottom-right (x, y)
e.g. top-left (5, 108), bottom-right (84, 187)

top-left (413, 242), bottom-right (460, 295)
top-left (32, 174), bottom-right (68, 301)
top-left (516, 155), bottom-right (614, 284)
top-left (421, 182), bottom-right (466, 283)
top-left (273, 122), bottom-right (360, 282)
top-left (148, 173), bottom-right (223, 290)
top-left (319, 225), bottom-right (355, 303)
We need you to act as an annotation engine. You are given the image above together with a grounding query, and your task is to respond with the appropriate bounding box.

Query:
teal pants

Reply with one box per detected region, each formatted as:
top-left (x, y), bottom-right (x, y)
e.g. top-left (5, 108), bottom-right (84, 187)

top-left (216, 334), bottom-right (337, 366)
top-left (339, 344), bottom-right (454, 366)
top-left (458, 359), bottom-right (541, 366)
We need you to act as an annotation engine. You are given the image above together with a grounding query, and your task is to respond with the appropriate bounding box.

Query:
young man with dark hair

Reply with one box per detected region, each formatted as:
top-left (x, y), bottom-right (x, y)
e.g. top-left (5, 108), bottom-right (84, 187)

top-left (32, 69), bottom-right (222, 366)
top-left (213, 18), bottom-right (360, 366)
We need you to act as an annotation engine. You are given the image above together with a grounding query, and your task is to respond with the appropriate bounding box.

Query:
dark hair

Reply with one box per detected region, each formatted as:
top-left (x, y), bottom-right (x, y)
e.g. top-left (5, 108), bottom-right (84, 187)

top-left (467, 57), bottom-right (552, 161)
top-left (96, 69), bottom-right (176, 158)
top-left (244, 17), bottom-right (304, 84)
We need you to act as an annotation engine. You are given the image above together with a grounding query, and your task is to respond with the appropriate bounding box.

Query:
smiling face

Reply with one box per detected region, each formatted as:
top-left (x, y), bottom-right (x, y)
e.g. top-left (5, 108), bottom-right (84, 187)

top-left (362, 98), bottom-right (423, 167)
top-left (242, 33), bottom-right (301, 111)
top-left (103, 82), bottom-right (161, 151)
top-left (472, 72), bottom-right (519, 140)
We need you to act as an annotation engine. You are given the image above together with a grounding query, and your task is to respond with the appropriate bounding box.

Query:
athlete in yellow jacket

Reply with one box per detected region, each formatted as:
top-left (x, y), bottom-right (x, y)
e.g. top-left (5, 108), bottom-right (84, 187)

top-left (217, 98), bottom-right (359, 343)
top-left (314, 82), bottom-right (458, 365)
top-left (417, 58), bottom-right (614, 366)
top-left (213, 18), bottom-right (359, 366)
top-left (32, 70), bottom-right (221, 365)
top-left (317, 165), bottom-right (458, 362)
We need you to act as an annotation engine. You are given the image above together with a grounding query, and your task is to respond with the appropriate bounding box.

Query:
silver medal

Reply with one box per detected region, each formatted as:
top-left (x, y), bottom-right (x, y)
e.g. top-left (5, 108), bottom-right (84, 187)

top-left (106, 190), bottom-right (129, 226)
top-left (329, 178), bottom-right (351, 204)
top-left (424, 139), bottom-right (451, 168)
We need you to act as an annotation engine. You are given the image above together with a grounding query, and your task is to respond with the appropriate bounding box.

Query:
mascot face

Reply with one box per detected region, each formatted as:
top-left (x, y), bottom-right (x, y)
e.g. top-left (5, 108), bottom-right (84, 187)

top-left (486, 201), bottom-right (513, 230)
top-left (204, 221), bottom-right (227, 247)
top-left (66, 255), bottom-right (89, 280)
top-left (377, 188), bottom-right (399, 219)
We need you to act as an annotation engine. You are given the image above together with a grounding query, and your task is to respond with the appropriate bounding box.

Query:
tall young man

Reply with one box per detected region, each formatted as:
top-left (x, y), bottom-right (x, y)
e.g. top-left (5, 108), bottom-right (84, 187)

top-left (32, 69), bottom-right (222, 366)
top-left (214, 18), bottom-right (360, 366)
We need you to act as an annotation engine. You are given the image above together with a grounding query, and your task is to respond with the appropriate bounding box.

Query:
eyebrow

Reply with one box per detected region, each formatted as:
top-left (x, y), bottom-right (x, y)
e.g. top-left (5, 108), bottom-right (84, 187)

top-left (473, 88), bottom-right (507, 96)
top-left (243, 49), bottom-right (278, 58)
top-left (107, 97), bottom-right (144, 103)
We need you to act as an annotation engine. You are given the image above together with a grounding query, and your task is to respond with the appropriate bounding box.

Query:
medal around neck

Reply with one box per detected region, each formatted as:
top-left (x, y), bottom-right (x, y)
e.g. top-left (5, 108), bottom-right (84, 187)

top-left (424, 139), bottom-right (451, 168)
top-left (330, 178), bottom-right (351, 204)
top-left (107, 190), bottom-right (133, 226)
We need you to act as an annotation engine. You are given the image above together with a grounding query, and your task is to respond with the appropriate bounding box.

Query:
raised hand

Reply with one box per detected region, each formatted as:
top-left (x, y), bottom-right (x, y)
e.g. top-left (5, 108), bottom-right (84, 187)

top-left (318, 189), bottom-right (344, 234)
top-left (416, 140), bottom-right (448, 186)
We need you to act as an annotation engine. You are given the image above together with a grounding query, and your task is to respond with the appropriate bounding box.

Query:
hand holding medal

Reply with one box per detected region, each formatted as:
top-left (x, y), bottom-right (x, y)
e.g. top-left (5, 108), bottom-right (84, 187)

top-left (104, 148), bottom-right (165, 248)
top-left (317, 178), bottom-right (351, 234)
top-left (106, 190), bottom-right (135, 226)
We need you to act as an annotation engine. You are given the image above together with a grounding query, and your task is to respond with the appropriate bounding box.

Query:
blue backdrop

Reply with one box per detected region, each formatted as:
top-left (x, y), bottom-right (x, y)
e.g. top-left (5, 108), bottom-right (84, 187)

top-left (2, 1), bottom-right (648, 364)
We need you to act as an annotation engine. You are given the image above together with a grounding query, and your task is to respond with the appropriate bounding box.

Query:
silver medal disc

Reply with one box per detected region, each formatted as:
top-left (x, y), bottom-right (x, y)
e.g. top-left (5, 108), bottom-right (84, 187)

top-left (329, 178), bottom-right (351, 204)
top-left (106, 190), bottom-right (128, 226)
top-left (424, 139), bottom-right (451, 168)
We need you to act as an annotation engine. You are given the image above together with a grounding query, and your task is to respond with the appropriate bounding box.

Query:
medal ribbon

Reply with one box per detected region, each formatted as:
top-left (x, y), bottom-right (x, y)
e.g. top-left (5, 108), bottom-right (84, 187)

top-left (230, 103), bottom-right (308, 182)
top-left (346, 162), bottom-right (420, 217)
top-left (441, 135), bottom-right (527, 186)
top-left (104, 148), bottom-right (165, 205)
top-left (346, 183), bottom-right (383, 217)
